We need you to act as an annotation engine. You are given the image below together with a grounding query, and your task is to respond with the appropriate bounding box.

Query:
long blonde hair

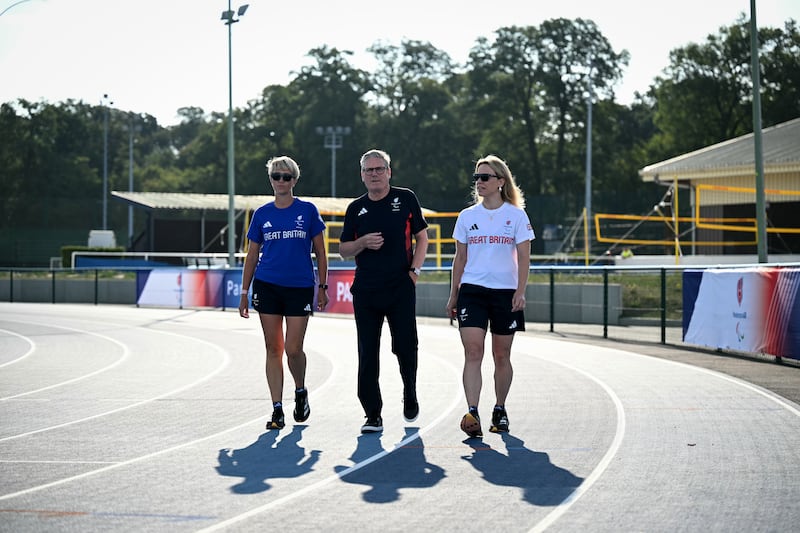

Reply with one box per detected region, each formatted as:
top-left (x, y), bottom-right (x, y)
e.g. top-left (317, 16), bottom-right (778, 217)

top-left (472, 155), bottom-right (525, 208)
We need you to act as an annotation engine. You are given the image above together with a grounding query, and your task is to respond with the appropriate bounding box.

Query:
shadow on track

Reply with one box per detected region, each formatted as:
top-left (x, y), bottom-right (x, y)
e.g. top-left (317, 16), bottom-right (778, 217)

top-left (216, 426), bottom-right (321, 494)
top-left (461, 433), bottom-right (583, 506)
top-left (334, 428), bottom-right (446, 503)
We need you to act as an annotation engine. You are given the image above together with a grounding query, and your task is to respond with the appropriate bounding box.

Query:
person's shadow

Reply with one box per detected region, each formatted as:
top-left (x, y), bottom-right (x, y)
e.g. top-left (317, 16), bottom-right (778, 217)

top-left (216, 426), bottom-right (321, 494)
top-left (334, 428), bottom-right (446, 503)
top-left (461, 433), bottom-right (583, 505)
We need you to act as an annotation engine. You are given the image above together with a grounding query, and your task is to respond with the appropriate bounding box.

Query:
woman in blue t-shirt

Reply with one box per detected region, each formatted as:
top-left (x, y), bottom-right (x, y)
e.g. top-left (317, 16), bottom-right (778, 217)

top-left (239, 156), bottom-right (329, 431)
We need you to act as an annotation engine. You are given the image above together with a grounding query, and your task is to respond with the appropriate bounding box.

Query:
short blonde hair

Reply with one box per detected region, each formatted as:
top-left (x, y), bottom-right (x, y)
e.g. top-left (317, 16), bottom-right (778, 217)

top-left (266, 155), bottom-right (300, 178)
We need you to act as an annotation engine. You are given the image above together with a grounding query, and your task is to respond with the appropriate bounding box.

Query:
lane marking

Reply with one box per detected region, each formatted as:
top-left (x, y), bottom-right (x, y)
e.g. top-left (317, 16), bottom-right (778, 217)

top-left (0, 328), bottom-right (35, 368)
top-left (527, 340), bottom-right (800, 532)
top-left (0, 322), bottom-right (129, 401)
top-left (0, 313), bottom-right (343, 502)
top-left (195, 347), bottom-right (464, 533)
top-left (526, 350), bottom-right (626, 533)
top-left (0, 323), bottom-right (229, 443)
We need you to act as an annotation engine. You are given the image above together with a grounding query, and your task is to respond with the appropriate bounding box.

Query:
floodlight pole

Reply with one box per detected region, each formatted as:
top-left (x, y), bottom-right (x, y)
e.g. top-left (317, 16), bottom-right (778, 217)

top-left (584, 66), bottom-right (594, 264)
top-left (127, 113), bottom-right (140, 249)
top-left (221, 2), bottom-right (248, 267)
top-left (102, 94), bottom-right (112, 230)
top-left (316, 126), bottom-right (351, 198)
top-left (750, 0), bottom-right (768, 263)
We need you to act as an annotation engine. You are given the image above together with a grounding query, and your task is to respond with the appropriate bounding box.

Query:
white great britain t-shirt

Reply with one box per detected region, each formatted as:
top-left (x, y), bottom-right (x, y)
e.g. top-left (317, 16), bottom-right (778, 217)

top-left (452, 202), bottom-right (535, 290)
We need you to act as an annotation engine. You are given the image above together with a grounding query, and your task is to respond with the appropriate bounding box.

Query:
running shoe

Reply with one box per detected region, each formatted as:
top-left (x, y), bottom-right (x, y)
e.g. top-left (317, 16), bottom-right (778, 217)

top-left (294, 389), bottom-right (310, 422)
top-left (267, 407), bottom-right (285, 430)
top-left (361, 415), bottom-right (383, 433)
top-left (403, 395), bottom-right (419, 423)
top-left (460, 409), bottom-right (482, 438)
top-left (490, 407), bottom-right (509, 433)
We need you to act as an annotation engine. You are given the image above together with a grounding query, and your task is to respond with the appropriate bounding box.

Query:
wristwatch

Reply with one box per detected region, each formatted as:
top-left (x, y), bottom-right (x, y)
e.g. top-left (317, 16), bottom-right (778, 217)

top-left (318, 284), bottom-right (328, 289)
top-left (410, 267), bottom-right (421, 276)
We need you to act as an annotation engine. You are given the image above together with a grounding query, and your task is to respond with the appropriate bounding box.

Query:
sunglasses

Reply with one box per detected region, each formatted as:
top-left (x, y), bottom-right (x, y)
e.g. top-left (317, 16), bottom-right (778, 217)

top-left (472, 173), bottom-right (499, 182)
top-left (270, 172), bottom-right (294, 182)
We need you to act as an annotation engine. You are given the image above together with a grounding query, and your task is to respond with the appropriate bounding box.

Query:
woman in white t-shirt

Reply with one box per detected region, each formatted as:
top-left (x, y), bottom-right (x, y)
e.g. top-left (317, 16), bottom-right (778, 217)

top-left (446, 155), bottom-right (535, 438)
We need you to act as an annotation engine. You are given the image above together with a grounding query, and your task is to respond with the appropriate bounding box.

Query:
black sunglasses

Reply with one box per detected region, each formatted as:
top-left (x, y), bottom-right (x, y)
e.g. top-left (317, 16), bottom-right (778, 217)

top-left (270, 172), bottom-right (294, 182)
top-left (472, 173), bottom-right (499, 182)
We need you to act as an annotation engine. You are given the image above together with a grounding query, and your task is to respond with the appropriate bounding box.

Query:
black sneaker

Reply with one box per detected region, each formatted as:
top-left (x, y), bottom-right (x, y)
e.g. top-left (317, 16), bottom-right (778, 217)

top-left (294, 389), bottom-right (310, 422)
top-left (490, 407), bottom-right (509, 433)
top-left (266, 407), bottom-right (285, 430)
top-left (460, 409), bottom-right (482, 438)
top-left (361, 415), bottom-right (383, 433)
top-left (403, 396), bottom-right (419, 423)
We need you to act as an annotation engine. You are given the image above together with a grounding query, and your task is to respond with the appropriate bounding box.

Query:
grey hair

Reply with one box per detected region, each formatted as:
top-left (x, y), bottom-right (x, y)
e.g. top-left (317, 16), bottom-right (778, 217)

top-left (360, 149), bottom-right (391, 170)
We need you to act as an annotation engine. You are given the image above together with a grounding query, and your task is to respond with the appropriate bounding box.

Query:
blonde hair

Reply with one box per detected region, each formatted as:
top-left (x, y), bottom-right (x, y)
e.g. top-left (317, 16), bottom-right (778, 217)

top-left (472, 155), bottom-right (525, 208)
top-left (266, 155), bottom-right (300, 178)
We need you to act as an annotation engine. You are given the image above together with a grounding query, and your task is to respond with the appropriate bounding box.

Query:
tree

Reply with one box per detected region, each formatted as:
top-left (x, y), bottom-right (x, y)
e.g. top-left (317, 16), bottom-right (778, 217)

top-left (650, 15), bottom-right (800, 156)
top-left (288, 46), bottom-right (371, 199)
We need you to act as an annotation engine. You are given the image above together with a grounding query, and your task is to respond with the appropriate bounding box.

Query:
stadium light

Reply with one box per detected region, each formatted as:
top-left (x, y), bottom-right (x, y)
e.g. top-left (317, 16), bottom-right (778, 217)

top-left (315, 126), bottom-right (351, 198)
top-left (221, 2), bottom-right (248, 266)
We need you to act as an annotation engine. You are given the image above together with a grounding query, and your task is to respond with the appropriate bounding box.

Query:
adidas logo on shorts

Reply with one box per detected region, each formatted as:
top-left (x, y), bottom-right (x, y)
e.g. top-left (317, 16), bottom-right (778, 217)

top-left (304, 304), bottom-right (312, 312)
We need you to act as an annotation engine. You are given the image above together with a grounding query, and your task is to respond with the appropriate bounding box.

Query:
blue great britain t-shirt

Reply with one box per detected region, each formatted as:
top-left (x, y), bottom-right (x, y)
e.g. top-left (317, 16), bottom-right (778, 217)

top-left (246, 198), bottom-right (326, 288)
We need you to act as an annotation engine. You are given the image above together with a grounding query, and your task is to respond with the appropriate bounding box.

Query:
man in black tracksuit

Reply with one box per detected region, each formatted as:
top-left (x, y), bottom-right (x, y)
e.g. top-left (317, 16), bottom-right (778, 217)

top-left (339, 148), bottom-right (429, 433)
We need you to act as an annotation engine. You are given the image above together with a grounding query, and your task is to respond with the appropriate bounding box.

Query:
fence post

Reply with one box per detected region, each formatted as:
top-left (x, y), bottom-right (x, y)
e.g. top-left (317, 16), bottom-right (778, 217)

top-left (603, 268), bottom-right (609, 338)
top-left (660, 268), bottom-right (667, 344)
top-left (549, 269), bottom-right (555, 332)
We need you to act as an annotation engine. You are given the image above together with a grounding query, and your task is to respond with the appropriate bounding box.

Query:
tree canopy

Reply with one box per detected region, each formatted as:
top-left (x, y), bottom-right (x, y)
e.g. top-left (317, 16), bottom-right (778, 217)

top-left (1, 16), bottom-right (798, 265)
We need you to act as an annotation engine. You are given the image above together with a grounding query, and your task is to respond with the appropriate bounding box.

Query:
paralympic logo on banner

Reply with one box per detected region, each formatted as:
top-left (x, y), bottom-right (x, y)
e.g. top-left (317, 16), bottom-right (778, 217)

top-left (684, 267), bottom-right (800, 360)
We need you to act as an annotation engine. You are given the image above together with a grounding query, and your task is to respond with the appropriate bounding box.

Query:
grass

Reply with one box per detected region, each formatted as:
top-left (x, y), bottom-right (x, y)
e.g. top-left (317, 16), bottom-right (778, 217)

top-left (421, 268), bottom-right (683, 320)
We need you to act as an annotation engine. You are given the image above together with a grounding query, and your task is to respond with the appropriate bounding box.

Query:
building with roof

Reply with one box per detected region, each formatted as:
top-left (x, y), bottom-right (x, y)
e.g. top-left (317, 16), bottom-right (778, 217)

top-left (638, 117), bottom-right (800, 255)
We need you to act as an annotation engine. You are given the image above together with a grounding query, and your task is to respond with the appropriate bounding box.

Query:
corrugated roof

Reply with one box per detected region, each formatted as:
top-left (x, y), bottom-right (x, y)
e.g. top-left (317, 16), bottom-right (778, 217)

top-left (639, 117), bottom-right (800, 181)
top-left (111, 191), bottom-right (436, 214)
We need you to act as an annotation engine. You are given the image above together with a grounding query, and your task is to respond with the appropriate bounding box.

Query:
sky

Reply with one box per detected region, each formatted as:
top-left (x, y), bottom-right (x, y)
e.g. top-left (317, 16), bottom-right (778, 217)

top-left (1, 0), bottom-right (798, 126)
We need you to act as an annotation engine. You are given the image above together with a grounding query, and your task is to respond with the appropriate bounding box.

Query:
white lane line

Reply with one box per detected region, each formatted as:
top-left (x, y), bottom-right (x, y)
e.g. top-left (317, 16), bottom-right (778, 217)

top-left (648, 356), bottom-right (800, 418)
top-left (0, 325), bottom-right (344, 502)
top-left (0, 328), bottom-right (36, 368)
top-left (195, 348), bottom-right (464, 533)
top-left (528, 342), bottom-right (800, 532)
top-left (0, 412), bottom-right (261, 502)
top-left (0, 326), bottom-right (229, 443)
top-left (527, 351), bottom-right (627, 533)
top-left (0, 322), bottom-right (130, 401)
top-left (0, 460), bottom-right (118, 465)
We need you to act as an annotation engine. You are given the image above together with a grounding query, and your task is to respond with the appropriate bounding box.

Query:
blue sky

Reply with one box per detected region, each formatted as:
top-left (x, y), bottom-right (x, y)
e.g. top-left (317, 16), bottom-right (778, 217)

top-left (1, 0), bottom-right (797, 125)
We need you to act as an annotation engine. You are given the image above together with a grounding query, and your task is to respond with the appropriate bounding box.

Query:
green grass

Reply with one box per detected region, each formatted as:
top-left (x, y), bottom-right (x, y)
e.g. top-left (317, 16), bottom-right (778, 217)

top-left (421, 269), bottom-right (683, 320)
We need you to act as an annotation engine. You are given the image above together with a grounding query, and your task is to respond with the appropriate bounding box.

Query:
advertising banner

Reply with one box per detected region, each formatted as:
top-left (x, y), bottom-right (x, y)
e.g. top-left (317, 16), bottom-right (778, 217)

top-left (324, 269), bottom-right (356, 314)
top-left (683, 267), bottom-right (800, 359)
top-left (136, 268), bottom-right (356, 314)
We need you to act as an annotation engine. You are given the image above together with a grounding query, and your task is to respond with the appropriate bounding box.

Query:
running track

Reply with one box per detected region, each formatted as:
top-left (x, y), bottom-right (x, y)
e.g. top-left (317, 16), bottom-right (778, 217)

top-left (1, 303), bottom-right (798, 532)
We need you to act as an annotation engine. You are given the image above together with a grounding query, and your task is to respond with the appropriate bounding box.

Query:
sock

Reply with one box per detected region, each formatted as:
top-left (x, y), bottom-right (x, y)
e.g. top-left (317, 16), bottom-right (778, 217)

top-left (273, 402), bottom-right (282, 409)
top-left (296, 387), bottom-right (306, 394)
top-left (468, 405), bottom-right (479, 414)
top-left (494, 405), bottom-right (505, 411)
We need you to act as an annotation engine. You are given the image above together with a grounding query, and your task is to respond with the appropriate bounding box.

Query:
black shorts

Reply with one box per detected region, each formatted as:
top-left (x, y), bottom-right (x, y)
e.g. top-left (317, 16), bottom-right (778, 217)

top-left (456, 283), bottom-right (525, 335)
top-left (251, 279), bottom-right (314, 317)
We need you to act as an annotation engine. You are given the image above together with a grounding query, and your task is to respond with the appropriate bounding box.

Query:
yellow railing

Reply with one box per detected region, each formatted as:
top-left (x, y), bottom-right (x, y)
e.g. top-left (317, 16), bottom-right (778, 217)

top-left (592, 181), bottom-right (800, 253)
top-left (695, 184), bottom-right (800, 234)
